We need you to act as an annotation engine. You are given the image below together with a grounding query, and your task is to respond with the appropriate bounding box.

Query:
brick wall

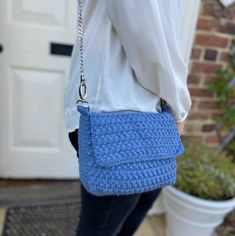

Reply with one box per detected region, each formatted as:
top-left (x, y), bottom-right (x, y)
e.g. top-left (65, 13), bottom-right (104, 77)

top-left (184, 0), bottom-right (235, 146)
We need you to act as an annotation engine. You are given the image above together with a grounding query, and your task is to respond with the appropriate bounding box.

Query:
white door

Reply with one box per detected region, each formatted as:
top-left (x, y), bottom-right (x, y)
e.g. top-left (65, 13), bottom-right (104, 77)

top-left (0, 0), bottom-right (79, 178)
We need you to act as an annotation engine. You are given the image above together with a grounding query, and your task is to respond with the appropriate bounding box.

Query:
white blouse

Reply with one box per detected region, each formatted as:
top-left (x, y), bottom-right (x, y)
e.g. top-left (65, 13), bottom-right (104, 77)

top-left (64, 0), bottom-right (192, 132)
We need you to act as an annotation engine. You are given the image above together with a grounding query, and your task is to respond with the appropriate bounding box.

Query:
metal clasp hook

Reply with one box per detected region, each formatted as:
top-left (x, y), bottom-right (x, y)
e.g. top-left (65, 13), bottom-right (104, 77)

top-left (77, 74), bottom-right (88, 105)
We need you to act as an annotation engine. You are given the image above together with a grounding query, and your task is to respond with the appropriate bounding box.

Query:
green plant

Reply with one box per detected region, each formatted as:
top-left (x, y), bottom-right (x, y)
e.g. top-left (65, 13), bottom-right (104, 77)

top-left (175, 141), bottom-right (235, 201)
top-left (207, 42), bottom-right (235, 154)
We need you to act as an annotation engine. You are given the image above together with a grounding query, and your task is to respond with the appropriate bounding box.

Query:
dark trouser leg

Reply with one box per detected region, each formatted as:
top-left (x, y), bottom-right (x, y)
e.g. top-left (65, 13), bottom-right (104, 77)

top-left (117, 187), bottom-right (162, 236)
top-left (76, 184), bottom-right (141, 236)
top-left (68, 129), bottom-right (79, 153)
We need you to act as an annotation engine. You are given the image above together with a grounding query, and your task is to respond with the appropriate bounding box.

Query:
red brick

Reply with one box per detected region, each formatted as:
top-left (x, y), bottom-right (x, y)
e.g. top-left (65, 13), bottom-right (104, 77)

top-left (203, 76), bottom-right (220, 84)
top-left (211, 111), bottom-right (225, 119)
top-left (197, 18), bottom-right (217, 31)
top-left (220, 52), bottom-right (229, 62)
top-left (191, 48), bottom-right (202, 60)
top-left (195, 34), bottom-right (229, 48)
top-left (188, 112), bottom-right (211, 120)
top-left (204, 135), bottom-right (220, 144)
top-left (188, 74), bottom-right (201, 85)
top-left (198, 101), bottom-right (219, 109)
top-left (181, 135), bottom-right (203, 142)
top-left (202, 2), bottom-right (222, 17)
top-left (191, 62), bottom-right (222, 73)
top-left (219, 23), bottom-right (235, 35)
top-left (189, 87), bottom-right (211, 97)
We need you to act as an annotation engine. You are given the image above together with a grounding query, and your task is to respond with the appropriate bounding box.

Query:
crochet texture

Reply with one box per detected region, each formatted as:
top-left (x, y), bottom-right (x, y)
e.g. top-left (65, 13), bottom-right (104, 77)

top-left (77, 105), bottom-right (184, 196)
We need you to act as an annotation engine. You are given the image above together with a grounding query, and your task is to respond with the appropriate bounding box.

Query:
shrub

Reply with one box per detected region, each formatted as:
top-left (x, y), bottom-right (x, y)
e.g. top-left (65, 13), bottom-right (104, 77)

top-left (207, 42), bottom-right (235, 155)
top-left (175, 141), bottom-right (235, 200)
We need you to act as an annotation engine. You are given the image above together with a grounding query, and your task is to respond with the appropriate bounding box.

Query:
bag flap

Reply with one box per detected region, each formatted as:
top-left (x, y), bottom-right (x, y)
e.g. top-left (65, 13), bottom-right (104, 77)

top-left (89, 110), bottom-right (184, 167)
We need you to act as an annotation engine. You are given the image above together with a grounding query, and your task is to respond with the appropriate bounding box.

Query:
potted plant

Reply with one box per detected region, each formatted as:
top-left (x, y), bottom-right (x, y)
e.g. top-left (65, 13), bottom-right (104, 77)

top-left (162, 141), bottom-right (235, 236)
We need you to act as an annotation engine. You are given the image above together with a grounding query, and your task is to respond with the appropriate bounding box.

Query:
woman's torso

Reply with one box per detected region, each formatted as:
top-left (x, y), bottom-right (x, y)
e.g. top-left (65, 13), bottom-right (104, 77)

top-left (64, 0), bottom-right (189, 132)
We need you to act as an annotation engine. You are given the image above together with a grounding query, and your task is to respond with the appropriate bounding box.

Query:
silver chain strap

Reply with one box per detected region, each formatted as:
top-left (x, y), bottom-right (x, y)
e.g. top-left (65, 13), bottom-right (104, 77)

top-left (77, 0), bottom-right (88, 104)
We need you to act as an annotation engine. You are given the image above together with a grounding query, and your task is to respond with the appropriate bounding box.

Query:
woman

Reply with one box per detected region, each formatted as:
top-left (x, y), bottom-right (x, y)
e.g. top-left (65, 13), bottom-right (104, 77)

top-left (64, 0), bottom-right (192, 235)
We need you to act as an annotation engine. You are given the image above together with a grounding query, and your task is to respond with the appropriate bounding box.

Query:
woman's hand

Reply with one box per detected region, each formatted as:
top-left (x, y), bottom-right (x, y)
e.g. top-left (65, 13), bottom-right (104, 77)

top-left (176, 122), bottom-right (185, 136)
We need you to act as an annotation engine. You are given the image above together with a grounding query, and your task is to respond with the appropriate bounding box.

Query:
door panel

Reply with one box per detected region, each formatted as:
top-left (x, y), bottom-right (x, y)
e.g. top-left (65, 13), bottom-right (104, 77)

top-left (10, 67), bottom-right (63, 150)
top-left (0, 0), bottom-right (79, 178)
top-left (5, 0), bottom-right (76, 54)
top-left (11, 0), bottom-right (66, 28)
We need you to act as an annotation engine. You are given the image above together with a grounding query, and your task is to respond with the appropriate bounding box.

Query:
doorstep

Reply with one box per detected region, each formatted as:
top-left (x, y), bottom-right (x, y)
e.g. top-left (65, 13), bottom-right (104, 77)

top-left (0, 208), bottom-right (6, 236)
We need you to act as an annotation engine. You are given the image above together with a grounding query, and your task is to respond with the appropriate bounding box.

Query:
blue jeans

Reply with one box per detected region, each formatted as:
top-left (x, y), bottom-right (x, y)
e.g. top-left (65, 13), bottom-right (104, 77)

top-left (69, 129), bottom-right (162, 236)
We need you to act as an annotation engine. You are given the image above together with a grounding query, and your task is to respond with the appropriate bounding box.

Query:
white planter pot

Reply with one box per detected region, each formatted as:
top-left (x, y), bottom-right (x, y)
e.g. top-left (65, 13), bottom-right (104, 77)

top-left (163, 185), bottom-right (235, 236)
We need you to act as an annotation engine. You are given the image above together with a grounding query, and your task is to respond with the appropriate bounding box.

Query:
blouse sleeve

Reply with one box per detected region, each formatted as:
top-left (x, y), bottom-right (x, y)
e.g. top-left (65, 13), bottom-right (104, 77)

top-left (105, 0), bottom-right (192, 122)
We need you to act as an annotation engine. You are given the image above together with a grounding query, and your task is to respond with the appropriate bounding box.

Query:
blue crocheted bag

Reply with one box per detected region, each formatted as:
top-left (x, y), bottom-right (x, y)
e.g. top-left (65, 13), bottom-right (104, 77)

top-left (77, 103), bottom-right (184, 196)
top-left (75, 0), bottom-right (184, 196)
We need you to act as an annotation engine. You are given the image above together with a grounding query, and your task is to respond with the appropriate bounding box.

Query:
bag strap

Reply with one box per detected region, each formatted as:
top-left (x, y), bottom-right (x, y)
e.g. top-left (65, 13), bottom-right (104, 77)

top-left (77, 0), bottom-right (88, 104)
top-left (76, 0), bottom-right (166, 109)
